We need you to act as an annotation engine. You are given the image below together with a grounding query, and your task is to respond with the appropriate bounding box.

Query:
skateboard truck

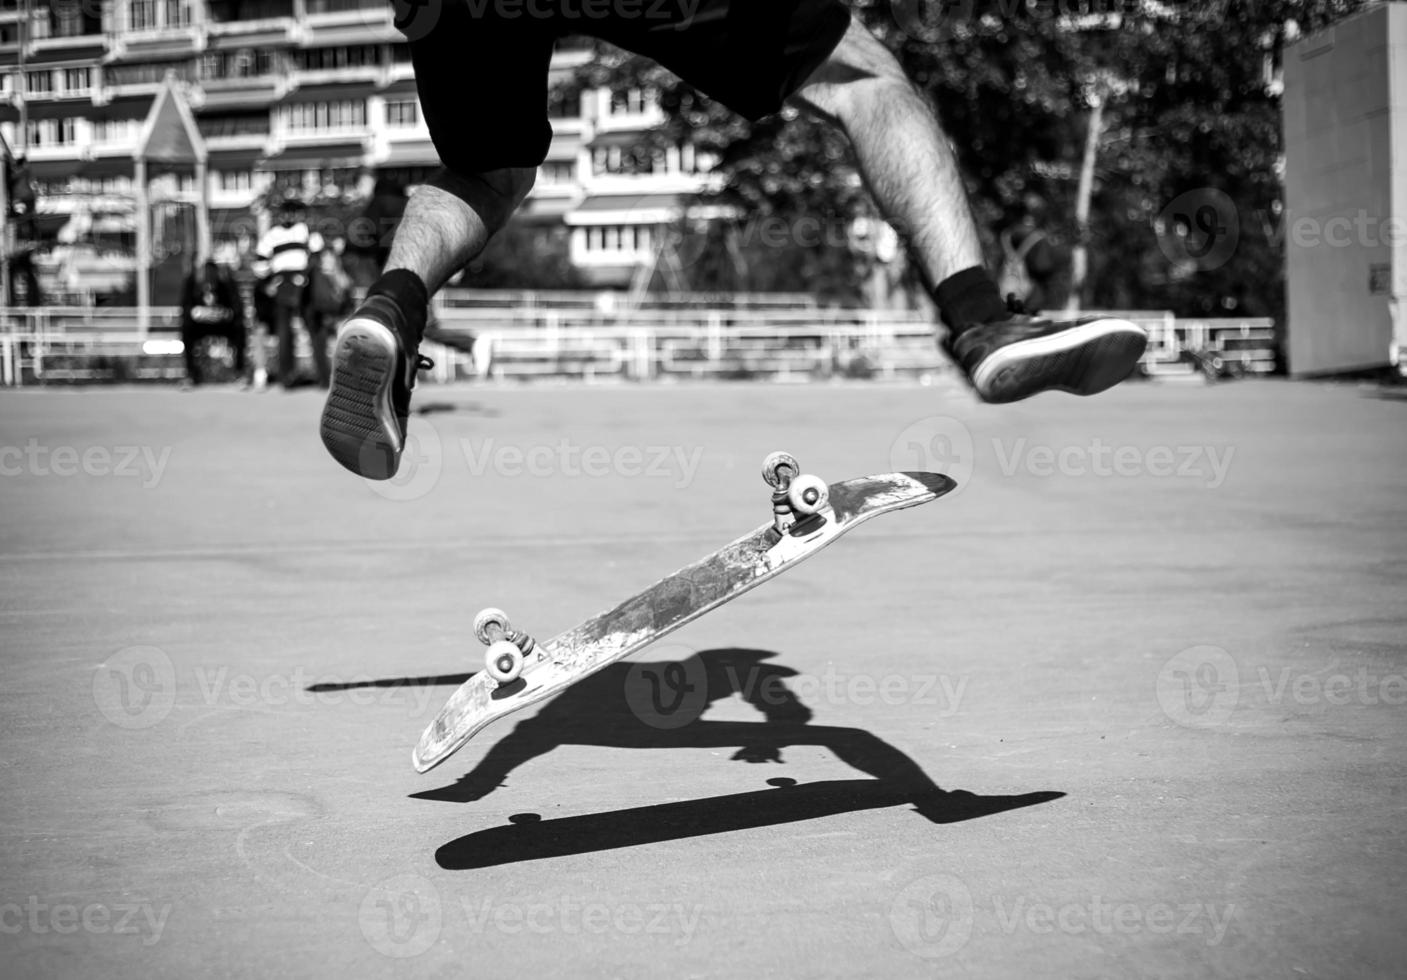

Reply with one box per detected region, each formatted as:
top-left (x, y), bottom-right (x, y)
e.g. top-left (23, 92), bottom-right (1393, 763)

top-left (472, 452), bottom-right (831, 692)
top-left (473, 607), bottom-right (539, 685)
top-left (761, 451), bottom-right (830, 536)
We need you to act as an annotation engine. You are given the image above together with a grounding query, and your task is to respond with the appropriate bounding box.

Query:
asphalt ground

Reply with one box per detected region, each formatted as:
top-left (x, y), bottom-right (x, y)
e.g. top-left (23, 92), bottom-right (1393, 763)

top-left (1, 379), bottom-right (1404, 978)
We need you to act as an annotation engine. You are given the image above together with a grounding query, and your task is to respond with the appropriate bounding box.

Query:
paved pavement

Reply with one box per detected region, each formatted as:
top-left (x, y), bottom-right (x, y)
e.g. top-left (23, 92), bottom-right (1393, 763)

top-left (1, 379), bottom-right (1404, 978)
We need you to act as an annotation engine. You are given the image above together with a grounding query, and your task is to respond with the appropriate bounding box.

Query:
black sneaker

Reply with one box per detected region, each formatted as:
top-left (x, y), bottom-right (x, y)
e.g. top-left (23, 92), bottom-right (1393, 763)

top-left (944, 305), bottom-right (1148, 403)
top-left (319, 293), bottom-right (431, 480)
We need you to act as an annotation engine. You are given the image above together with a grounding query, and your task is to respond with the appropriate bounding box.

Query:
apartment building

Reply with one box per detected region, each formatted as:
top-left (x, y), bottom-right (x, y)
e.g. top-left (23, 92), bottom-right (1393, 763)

top-left (0, 0), bottom-right (715, 292)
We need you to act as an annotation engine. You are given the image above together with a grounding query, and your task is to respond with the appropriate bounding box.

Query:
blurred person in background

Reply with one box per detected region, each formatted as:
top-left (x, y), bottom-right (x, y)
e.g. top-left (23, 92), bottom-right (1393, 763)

top-left (304, 243), bottom-right (354, 389)
top-left (179, 258), bottom-right (247, 389)
top-left (998, 199), bottom-right (1059, 312)
top-left (255, 197), bottom-right (322, 389)
top-left (321, 2), bottom-right (1149, 480)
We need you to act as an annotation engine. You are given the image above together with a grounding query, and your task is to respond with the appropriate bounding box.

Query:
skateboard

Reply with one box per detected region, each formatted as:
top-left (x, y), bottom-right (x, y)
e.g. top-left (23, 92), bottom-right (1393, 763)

top-left (413, 453), bottom-right (956, 772)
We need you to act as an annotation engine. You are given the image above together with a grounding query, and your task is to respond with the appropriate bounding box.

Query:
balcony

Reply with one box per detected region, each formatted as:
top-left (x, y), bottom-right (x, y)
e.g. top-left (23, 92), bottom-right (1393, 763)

top-left (102, 61), bottom-right (196, 98)
top-left (198, 112), bottom-right (272, 156)
top-left (196, 49), bottom-right (285, 108)
top-left (301, 0), bottom-right (394, 44)
top-left (206, 0), bottom-right (296, 45)
top-left (109, 2), bottom-right (202, 60)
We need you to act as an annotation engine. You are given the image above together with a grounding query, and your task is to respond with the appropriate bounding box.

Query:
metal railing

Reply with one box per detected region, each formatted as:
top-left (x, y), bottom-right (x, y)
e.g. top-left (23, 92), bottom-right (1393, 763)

top-left (0, 302), bottom-right (1279, 386)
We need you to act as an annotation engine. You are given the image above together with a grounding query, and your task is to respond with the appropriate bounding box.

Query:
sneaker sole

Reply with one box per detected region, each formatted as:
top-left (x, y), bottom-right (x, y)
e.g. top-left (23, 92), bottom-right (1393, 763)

top-left (320, 318), bottom-right (403, 480)
top-left (970, 318), bottom-right (1149, 404)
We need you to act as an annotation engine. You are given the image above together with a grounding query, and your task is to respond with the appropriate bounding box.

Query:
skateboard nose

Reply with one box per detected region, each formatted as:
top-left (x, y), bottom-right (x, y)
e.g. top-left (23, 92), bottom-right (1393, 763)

top-left (907, 472), bottom-right (959, 497)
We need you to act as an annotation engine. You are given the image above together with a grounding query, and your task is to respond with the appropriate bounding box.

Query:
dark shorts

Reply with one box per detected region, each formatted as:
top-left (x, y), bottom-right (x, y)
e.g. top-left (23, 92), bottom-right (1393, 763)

top-left (401, 0), bottom-right (851, 174)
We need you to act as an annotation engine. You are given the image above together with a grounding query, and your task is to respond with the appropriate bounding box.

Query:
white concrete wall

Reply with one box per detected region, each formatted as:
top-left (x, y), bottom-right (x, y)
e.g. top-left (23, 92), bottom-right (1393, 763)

top-left (1284, 3), bottom-right (1407, 375)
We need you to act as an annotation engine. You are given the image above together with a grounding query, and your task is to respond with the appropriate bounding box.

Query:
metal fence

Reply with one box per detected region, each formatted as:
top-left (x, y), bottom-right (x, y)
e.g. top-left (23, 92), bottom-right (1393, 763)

top-left (0, 300), bottom-right (1277, 386)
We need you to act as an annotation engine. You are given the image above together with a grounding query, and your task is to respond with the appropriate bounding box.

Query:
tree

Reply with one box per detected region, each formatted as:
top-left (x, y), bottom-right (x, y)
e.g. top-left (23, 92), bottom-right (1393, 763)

top-left (565, 0), bottom-right (1373, 323)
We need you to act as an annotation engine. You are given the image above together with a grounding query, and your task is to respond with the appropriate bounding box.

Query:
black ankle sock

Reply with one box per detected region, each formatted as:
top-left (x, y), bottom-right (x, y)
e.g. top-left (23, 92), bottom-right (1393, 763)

top-left (369, 270), bottom-right (430, 336)
top-left (935, 267), bottom-right (1007, 335)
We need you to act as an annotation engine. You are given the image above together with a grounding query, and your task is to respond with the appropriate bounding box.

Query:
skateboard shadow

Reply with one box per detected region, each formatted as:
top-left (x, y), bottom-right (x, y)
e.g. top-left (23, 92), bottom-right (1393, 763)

top-left (413, 648), bottom-right (1064, 868)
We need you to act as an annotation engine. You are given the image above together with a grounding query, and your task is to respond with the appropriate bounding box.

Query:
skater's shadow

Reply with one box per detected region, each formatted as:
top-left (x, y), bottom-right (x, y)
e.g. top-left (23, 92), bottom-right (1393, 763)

top-left (414, 647), bottom-right (1064, 869)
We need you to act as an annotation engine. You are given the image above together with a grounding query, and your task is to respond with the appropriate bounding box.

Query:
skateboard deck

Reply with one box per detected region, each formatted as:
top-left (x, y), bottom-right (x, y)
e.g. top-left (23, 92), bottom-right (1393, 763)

top-left (413, 466), bottom-right (956, 773)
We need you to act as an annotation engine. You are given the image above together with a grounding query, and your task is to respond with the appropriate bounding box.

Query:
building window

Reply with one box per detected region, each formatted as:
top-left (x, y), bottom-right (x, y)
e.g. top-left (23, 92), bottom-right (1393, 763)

top-left (208, 0), bottom-right (295, 21)
top-left (286, 99), bottom-right (368, 132)
top-left (54, 4), bottom-right (101, 36)
top-left (547, 90), bottom-right (581, 120)
top-left (216, 170), bottom-right (254, 192)
top-left (200, 49), bottom-right (276, 81)
top-left (609, 88), bottom-right (652, 116)
top-left (584, 224), bottom-right (649, 254)
top-left (106, 61), bottom-right (193, 87)
top-left (130, 1), bottom-right (191, 32)
top-left (27, 118), bottom-right (80, 147)
top-left (26, 70), bottom-right (54, 96)
top-left (63, 68), bottom-right (93, 95)
top-left (198, 111), bottom-right (272, 139)
top-left (384, 99), bottom-right (418, 127)
top-left (92, 119), bottom-right (141, 144)
top-left (593, 145), bottom-right (661, 176)
top-left (539, 161), bottom-right (574, 185)
top-left (305, 0), bottom-right (385, 13)
top-left (28, 7), bottom-right (50, 40)
top-left (295, 45), bottom-right (382, 71)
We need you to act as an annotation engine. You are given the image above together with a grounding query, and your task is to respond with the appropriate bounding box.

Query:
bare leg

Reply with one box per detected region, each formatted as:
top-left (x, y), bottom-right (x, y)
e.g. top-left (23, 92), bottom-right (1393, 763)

top-left (383, 168), bottom-right (537, 294)
top-left (791, 15), bottom-right (984, 288)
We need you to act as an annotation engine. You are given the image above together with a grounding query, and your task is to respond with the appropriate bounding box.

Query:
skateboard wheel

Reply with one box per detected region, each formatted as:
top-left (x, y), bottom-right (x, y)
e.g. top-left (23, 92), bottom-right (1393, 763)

top-left (762, 452), bottom-right (800, 491)
top-left (484, 640), bottom-right (524, 684)
top-left (787, 474), bottom-right (829, 515)
top-left (473, 607), bottom-right (511, 646)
